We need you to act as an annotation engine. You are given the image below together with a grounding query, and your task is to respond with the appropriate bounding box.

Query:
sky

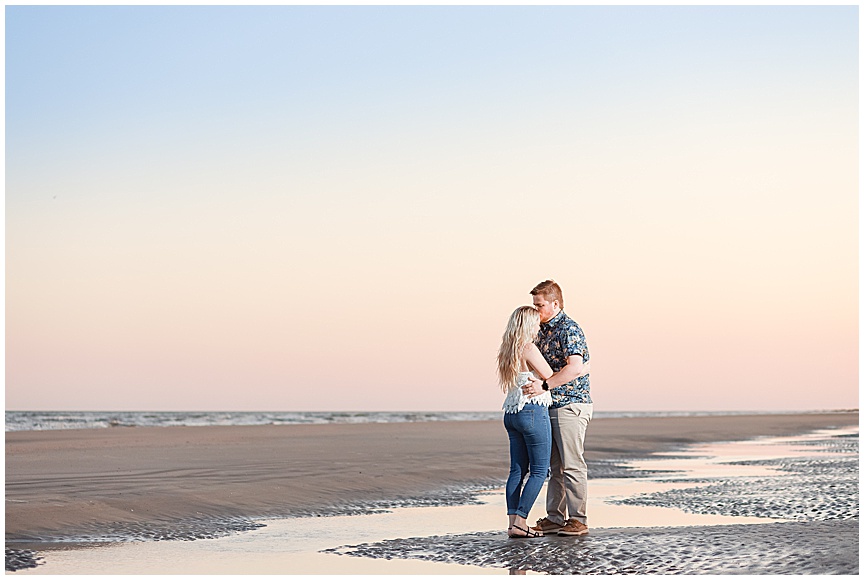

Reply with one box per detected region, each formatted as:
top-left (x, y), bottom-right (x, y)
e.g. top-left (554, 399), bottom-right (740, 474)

top-left (5, 5), bottom-right (859, 413)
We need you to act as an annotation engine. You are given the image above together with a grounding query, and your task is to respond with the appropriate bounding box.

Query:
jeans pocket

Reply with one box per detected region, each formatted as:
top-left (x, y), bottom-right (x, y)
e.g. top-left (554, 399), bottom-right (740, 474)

top-left (521, 407), bottom-right (535, 429)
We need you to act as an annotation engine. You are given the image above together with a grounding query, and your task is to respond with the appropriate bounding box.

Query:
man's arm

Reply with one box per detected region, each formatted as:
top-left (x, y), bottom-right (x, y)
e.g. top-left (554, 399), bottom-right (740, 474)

top-left (522, 354), bottom-right (588, 396)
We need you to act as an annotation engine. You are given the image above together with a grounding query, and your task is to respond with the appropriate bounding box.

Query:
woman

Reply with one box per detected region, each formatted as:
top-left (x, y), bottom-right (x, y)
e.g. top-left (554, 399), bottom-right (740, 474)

top-left (496, 305), bottom-right (555, 538)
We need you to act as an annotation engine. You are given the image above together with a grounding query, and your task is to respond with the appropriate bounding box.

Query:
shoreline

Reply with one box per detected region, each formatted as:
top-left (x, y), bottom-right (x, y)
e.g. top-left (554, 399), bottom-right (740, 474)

top-left (5, 412), bottom-right (858, 559)
top-left (6, 408), bottom-right (857, 432)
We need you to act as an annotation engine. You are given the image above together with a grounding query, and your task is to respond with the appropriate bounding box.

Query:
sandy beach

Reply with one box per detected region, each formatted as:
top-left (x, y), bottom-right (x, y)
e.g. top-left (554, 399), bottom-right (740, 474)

top-left (5, 411), bottom-right (859, 573)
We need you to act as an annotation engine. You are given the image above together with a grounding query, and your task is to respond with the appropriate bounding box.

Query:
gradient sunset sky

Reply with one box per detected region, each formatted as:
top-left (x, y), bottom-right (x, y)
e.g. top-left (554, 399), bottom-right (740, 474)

top-left (6, 5), bottom-right (858, 412)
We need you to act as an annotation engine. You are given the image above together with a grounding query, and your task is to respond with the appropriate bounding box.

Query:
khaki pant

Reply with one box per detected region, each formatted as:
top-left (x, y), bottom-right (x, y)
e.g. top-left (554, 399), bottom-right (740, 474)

top-left (546, 402), bottom-right (593, 525)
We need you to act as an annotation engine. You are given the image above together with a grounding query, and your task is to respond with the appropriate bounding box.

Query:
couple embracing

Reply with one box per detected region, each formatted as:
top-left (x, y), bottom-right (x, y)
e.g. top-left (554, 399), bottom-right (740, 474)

top-left (496, 280), bottom-right (592, 539)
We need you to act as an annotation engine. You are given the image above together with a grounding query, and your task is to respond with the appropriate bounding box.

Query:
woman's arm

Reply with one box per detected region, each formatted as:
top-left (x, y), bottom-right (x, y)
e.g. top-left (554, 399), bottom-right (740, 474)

top-left (523, 343), bottom-right (553, 379)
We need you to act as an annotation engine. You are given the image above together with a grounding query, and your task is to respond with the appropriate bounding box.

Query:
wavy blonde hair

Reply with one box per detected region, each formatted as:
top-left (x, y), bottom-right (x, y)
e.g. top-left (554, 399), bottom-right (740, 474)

top-left (496, 305), bottom-right (540, 393)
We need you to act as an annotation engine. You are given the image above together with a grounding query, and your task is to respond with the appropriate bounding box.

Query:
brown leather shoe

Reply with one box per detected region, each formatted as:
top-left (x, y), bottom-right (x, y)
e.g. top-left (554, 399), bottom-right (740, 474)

top-left (530, 517), bottom-right (564, 534)
top-left (556, 518), bottom-right (589, 536)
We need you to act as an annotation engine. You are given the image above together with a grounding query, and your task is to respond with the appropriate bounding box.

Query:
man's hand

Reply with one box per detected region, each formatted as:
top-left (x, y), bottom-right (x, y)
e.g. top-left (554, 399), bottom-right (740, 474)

top-left (521, 378), bottom-right (544, 397)
top-left (520, 358), bottom-right (590, 398)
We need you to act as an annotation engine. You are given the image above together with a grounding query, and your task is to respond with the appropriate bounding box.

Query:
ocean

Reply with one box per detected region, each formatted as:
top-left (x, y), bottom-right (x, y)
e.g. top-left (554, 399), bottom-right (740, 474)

top-left (4, 409), bottom-right (853, 432)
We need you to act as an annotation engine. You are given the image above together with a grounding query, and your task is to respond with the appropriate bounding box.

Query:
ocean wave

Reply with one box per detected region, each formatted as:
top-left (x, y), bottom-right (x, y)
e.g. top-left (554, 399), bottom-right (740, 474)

top-left (4, 409), bottom-right (856, 432)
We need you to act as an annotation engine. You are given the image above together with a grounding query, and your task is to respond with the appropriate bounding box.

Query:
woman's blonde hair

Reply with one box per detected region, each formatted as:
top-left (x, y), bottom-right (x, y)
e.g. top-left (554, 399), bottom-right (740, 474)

top-left (496, 305), bottom-right (540, 393)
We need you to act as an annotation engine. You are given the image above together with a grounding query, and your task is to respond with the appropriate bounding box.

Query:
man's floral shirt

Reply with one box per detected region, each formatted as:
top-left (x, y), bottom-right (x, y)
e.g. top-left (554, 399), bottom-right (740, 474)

top-left (536, 311), bottom-right (591, 407)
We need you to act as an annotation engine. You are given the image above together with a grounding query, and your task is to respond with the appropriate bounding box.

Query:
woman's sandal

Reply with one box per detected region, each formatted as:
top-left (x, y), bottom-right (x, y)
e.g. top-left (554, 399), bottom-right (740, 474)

top-left (509, 524), bottom-right (543, 538)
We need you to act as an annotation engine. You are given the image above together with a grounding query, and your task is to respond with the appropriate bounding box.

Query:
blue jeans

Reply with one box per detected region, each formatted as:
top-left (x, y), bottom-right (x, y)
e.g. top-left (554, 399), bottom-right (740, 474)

top-left (503, 402), bottom-right (552, 518)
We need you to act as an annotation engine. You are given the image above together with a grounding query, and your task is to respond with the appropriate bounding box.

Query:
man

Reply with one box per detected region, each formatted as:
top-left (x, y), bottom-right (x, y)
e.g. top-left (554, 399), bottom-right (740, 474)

top-left (521, 279), bottom-right (592, 536)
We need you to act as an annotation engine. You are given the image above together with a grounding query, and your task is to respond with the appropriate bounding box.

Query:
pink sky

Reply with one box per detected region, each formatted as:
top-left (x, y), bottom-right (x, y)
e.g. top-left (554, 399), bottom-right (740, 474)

top-left (6, 6), bottom-right (858, 412)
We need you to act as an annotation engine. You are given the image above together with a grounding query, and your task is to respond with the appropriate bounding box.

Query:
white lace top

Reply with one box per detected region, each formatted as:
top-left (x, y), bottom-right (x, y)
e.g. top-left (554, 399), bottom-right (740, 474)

top-left (503, 371), bottom-right (553, 414)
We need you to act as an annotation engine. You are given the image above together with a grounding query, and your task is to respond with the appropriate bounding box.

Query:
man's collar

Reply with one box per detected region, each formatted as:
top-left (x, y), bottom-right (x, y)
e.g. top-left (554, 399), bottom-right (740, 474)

top-left (542, 310), bottom-right (565, 327)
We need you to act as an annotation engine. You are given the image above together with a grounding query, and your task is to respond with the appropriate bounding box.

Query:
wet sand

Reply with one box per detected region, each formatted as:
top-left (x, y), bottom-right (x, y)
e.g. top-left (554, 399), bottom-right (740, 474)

top-left (327, 427), bottom-right (859, 574)
top-left (5, 412), bottom-right (858, 571)
top-left (328, 520), bottom-right (859, 575)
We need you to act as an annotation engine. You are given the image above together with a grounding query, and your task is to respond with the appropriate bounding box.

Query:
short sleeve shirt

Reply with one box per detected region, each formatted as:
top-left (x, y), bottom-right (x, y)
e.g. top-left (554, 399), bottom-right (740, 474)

top-left (535, 311), bottom-right (591, 407)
